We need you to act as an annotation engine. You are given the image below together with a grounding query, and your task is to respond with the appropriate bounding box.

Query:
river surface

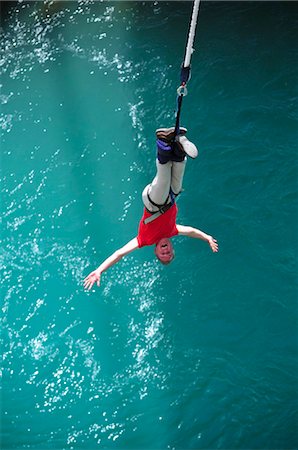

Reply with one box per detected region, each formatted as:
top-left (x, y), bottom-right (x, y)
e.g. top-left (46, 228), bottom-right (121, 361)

top-left (1, 1), bottom-right (297, 449)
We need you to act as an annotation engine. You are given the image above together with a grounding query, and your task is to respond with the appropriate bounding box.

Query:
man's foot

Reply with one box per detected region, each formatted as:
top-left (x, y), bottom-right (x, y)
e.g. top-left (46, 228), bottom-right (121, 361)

top-left (155, 126), bottom-right (198, 163)
top-left (156, 139), bottom-right (174, 164)
top-left (156, 127), bottom-right (187, 143)
top-left (175, 135), bottom-right (198, 159)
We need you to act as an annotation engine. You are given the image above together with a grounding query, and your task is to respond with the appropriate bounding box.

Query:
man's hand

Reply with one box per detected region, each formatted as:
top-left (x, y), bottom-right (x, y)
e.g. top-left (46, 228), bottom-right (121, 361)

top-left (83, 238), bottom-right (138, 292)
top-left (177, 225), bottom-right (219, 252)
top-left (84, 270), bottom-right (101, 290)
top-left (208, 236), bottom-right (218, 253)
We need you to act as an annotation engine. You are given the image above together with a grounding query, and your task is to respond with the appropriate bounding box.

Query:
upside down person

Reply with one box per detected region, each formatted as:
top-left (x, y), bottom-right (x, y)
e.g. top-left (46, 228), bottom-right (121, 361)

top-left (84, 127), bottom-right (218, 290)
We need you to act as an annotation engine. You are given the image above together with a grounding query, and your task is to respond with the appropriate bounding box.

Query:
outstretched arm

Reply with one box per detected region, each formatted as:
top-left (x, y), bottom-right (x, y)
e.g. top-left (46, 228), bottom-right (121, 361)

top-left (176, 225), bottom-right (218, 252)
top-left (84, 237), bottom-right (139, 290)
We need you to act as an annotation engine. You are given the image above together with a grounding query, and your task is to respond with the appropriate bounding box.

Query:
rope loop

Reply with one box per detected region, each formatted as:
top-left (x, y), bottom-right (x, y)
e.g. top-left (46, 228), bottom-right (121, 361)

top-left (177, 84), bottom-right (188, 97)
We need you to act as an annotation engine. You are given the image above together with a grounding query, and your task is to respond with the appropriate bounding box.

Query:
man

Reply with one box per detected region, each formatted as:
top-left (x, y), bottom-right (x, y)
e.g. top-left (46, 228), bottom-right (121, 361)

top-left (84, 127), bottom-right (218, 290)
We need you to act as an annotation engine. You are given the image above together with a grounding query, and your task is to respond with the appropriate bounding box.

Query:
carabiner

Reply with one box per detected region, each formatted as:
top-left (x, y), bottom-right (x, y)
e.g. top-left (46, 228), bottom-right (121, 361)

top-left (177, 84), bottom-right (188, 97)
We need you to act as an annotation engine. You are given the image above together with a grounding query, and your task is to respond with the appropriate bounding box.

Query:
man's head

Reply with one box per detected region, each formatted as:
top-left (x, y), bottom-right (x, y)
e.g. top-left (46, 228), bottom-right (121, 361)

top-left (155, 238), bottom-right (175, 264)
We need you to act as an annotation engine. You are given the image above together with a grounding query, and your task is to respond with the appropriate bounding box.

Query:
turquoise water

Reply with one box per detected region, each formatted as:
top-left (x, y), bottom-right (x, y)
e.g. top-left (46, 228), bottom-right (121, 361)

top-left (1, 1), bottom-right (297, 449)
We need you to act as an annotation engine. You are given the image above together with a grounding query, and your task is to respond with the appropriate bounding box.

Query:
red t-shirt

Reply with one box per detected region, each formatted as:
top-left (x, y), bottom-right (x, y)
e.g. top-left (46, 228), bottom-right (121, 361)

top-left (137, 203), bottom-right (179, 248)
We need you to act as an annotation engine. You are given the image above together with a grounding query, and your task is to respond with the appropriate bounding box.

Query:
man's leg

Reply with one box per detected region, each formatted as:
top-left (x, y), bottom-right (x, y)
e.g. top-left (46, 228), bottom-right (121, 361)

top-left (171, 159), bottom-right (187, 196)
top-left (142, 127), bottom-right (196, 212)
top-left (155, 127), bottom-right (197, 196)
top-left (142, 160), bottom-right (172, 213)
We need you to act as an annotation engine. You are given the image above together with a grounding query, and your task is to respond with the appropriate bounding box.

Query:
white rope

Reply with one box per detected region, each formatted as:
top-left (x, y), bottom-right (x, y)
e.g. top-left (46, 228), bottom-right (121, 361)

top-left (184, 0), bottom-right (200, 68)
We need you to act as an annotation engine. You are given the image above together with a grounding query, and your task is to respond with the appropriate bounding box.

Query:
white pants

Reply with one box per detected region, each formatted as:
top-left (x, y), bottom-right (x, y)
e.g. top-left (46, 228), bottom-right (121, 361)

top-left (142, 159), bottom-right (186, 213)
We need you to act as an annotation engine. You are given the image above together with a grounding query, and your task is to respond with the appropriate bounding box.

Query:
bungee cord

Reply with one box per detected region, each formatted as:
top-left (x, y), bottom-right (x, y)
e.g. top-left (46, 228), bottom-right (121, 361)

top-left (184, 0), bottom-right (201, 68)
top-left (174, 0), bottom-right (201, 136)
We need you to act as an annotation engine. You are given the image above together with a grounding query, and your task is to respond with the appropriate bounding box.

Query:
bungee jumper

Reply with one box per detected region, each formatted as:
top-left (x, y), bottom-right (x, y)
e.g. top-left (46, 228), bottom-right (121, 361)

top-left (84, 0), bottom-right (218, 290)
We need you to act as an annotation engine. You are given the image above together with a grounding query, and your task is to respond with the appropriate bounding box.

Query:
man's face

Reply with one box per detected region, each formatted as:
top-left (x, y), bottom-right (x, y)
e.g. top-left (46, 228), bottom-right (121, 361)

top-left (155, 238), bottom-right (174, 264)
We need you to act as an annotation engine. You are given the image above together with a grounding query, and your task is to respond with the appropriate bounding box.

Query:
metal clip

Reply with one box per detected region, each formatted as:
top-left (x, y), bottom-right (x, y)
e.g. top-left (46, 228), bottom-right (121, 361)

top-left (177, 84), bottom-right (188, 97)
